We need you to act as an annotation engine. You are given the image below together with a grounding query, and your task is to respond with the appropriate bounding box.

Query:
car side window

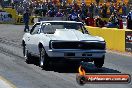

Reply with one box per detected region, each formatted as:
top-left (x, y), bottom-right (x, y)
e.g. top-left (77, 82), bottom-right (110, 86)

top-left (30, 23), bottom-right (40, 35)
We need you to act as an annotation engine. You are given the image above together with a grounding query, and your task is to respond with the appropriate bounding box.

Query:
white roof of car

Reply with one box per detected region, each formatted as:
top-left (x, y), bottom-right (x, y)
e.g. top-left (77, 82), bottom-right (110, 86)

top-left (37, 21), bottom-right (82, 24)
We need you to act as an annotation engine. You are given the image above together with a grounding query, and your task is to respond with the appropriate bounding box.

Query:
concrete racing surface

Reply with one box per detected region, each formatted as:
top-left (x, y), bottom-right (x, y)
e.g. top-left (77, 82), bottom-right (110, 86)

top-left (0, 24), bottom-right (131, 88)
top-left (0, 76), bottom-right (16, 88)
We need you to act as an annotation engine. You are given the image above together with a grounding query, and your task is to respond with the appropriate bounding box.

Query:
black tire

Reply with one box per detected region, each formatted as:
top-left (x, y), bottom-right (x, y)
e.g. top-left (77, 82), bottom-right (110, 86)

top-left (94, 56), bottom-right (105, 68)
top-left (39, 47), bottom-right (49, 69)
top-left (23, 44), bottom-right (32, 64)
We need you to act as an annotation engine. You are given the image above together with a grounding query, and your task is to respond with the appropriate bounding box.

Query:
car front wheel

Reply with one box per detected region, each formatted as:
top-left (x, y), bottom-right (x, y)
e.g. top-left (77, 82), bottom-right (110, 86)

top-left (94, 56), bottom-right (105, 68)
top-left (39, 47), bottom-right (49, 69)
top-left (23, 44), bottom-right (32, 64)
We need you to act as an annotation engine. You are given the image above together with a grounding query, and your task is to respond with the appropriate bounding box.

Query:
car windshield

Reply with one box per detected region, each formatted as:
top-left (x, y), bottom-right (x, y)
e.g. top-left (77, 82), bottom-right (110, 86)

top-left (41, 22), bottom-right (88, 34)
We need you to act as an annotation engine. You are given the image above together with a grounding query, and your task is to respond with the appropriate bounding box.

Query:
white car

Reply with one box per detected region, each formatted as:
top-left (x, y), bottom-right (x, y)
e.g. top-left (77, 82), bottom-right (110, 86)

top-left (22, 21), bottom-right (106, 69)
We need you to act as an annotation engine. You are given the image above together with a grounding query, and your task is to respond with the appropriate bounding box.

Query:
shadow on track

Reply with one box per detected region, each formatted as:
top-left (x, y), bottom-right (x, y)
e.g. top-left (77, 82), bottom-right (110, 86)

top-left (29, 58), bottom-right (121, 74)
top-left (81, 62), bottom-right (121, 73)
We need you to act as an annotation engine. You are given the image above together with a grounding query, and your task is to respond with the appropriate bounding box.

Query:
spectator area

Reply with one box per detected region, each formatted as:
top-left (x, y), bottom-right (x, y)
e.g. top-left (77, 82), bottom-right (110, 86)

top-left (50, 0), bottom-right (129, 5)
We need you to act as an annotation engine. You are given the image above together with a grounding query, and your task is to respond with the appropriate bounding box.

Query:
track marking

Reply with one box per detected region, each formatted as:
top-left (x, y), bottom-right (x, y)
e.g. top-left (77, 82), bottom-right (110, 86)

top-left (0, 76), bottom-right (16, 88)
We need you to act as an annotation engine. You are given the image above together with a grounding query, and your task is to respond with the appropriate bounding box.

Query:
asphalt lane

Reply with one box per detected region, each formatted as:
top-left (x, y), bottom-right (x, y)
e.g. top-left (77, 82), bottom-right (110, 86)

top-left (0, 24), bottom-right (131, 88)
top-left (0, 76), bottom-right (16, 88)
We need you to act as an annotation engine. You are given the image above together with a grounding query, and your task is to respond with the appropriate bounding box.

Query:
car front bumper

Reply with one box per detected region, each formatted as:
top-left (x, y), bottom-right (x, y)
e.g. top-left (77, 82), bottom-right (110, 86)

top-left (47, 49), bottom-right (106, 58)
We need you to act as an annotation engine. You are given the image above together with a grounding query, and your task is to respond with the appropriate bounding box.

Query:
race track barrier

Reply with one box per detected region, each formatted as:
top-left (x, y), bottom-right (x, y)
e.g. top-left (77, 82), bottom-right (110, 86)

top-left (0, 8), bottom-right (35, 24)
top-left (15, 15), bottom-right (34, 25)
top-left (85, 26), bottom-right (132, 52)
top-left (0, 8), bottom-right (16, 24)
top-left (3, 8), bottom-right (17, 19)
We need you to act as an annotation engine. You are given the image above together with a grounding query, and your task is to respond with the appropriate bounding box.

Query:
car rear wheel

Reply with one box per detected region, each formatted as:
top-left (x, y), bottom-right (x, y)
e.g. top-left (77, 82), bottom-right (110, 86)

top-left (39, 47), bottom-right (49, 69)
top-left (94, 56), bottom-right (105, 68)
top-left (23, 44), bottom-right (32, 64)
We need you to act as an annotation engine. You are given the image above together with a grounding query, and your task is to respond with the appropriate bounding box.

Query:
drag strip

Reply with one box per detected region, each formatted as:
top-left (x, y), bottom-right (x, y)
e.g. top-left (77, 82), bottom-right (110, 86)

top-left (0, 76), bottom-right (16, 88)
top-left (0, 24), bottom-right (131, 88)
top-left (0, 37), bottom-right (21, 48)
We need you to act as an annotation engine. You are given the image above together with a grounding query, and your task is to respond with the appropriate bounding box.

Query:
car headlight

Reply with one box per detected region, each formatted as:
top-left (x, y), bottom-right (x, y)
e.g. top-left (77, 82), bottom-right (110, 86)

top-left (49, 40), bottom-right (57, 49)
top-left (49, 40), bottom-right (53, 49)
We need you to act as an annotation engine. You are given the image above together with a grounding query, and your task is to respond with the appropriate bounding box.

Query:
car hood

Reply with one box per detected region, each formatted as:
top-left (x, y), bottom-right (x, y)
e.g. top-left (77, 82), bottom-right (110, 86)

top-left (46, 29), bottom-right (104, 41)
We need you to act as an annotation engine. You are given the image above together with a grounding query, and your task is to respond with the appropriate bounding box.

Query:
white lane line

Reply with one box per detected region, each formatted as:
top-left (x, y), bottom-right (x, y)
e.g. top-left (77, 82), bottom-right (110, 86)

top-left (0, 76), bottom-right (16, 88)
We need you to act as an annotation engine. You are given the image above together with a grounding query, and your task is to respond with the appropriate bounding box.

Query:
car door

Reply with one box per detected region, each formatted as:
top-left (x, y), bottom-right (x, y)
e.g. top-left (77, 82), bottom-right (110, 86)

top-left (27, 23), bottom-right (41, 55)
